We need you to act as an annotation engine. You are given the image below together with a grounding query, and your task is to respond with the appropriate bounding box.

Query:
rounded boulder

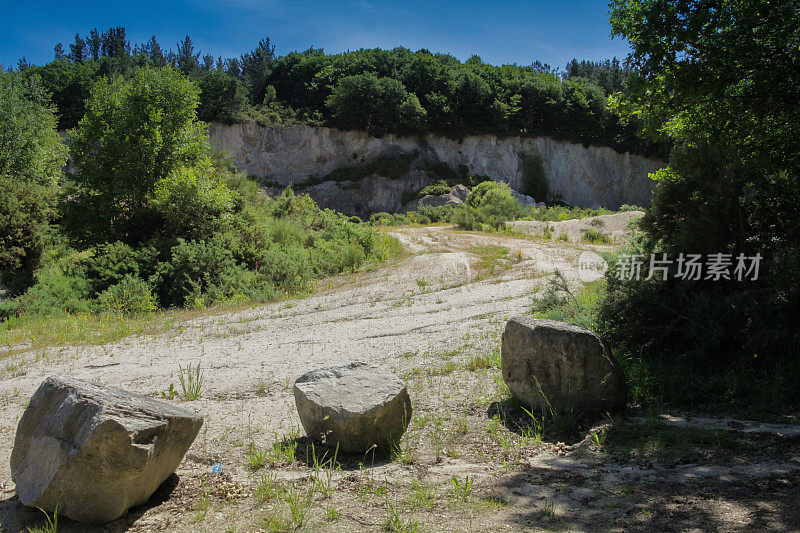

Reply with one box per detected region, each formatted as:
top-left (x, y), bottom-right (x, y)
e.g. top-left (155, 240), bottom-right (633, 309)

top-left (293, 362), bottom-right (412, 453)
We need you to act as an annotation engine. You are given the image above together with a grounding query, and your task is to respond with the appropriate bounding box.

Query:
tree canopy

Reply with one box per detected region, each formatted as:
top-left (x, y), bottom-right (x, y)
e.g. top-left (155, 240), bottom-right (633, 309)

top-left (10, 27), bottom-right (664, 156)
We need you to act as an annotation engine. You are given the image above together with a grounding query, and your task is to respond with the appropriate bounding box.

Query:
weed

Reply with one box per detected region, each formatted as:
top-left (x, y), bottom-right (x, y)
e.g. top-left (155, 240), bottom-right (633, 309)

top-left (543, 499), bottom-right (556, 517)
top-left (285, 484), bottom-right (312, 529)
top-left (254, 377), bottom-right (271, 396)
top-left (385, 499), bottom-right (419, 532)
top-left (179, 363), bottom-right (203, 400)
top-left (451, 475), bottom-right (474, 502)
top-left (247, 443), bottom-right (269, 469)
top-left (324, 507), bottom-right (342, 521)
top-left (256, 508), bottom-right (291, 532)
top-left (160, 383), bottom-right (178, 399)
top-left (469, 245), bottom-right (510, 275)
top-left (27, 505), bottom-right (58, 533)
top-left (406, 478), bottom-right (436, 510)
top-left (591, 426), bottom-right (609, 448)
top-left (253, 472), bottom-right (281, 501)
top-left (311, 443), bottom-right (339, 497)
top-left (581, 228), bottom-right (612, 244)
top-left (270, 433), bottom-right (298, 464)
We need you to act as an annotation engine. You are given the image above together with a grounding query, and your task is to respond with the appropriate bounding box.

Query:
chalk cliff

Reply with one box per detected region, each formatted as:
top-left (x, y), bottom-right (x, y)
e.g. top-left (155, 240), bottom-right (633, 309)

top-left (208, 123), bottom-right (664, 213)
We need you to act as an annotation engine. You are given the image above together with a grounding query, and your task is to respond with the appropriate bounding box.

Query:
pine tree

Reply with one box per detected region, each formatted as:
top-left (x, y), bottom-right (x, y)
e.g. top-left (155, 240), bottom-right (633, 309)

top-left (87, 28), bottom-right (101, 60)
top-left (176, 35), bottom-right (200, 75)
top-left (54, 43), bottom-right (65, 60)
top-left (240, 38), bottom-right (275, 103)
top-left (147, 35), bottom-right (166, 67)
top-left (69, 33), bottom-right (86, 62)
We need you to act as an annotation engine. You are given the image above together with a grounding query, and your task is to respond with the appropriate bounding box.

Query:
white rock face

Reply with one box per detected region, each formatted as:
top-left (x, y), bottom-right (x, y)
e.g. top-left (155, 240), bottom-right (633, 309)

top-left (11, 376), bottom-right (203, 524)
top-left (293, 362), bottom-right (412, 453)
top-left (208, 123), bottom-right (664, 210)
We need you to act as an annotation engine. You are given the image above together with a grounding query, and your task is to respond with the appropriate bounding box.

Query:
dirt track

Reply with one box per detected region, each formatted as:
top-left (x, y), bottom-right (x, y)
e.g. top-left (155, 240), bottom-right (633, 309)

top-left (0, 223), bottom-right (797, 532)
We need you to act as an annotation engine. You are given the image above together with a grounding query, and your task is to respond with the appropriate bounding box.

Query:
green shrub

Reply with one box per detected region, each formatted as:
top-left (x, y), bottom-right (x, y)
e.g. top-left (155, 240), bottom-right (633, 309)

top-left (466, 181), bottom-right (518, 212)
top-left (581, 229), bottom-right (612, 244)
top-left (418, 180), bottom-right (452, 197)
top-left (149, 164), bottom-right (236, 240)
top-left (9, 270), bottom-right (92, 316)
top-left (78, 242), bottom-right (158, 294)
top-left (96, 275), bottom-right (157, 316)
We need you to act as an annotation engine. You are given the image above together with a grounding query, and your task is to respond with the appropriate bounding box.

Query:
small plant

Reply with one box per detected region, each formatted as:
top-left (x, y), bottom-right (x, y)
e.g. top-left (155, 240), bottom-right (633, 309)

top-left (324, 507), bottom-right (342, 521)
top-left (179, 363), bottom-right (204, 400)
top-left (591, 426), bottom-right (609, 448)
top-left (406, 479), bottom-right (436, 510)
top-left (311, 443), bottom-right (339, 497)
top-left (29, 505), bottom-right (58, 533)
top-left (451, 475), bottom-right (474, 502)
top-left (385, 499), bottom-right (419, 532)
top-left (247, 443), bottom-right (269, 469)
top-left (543, 499), bottom-right (556, 517)
top-left (415, 279), bottom-right (429, 293)
top-left (285, 484), bottom-right (312, 529)
top-left (160, 383), bottom-right (178, 399)
top-left (253, 472), bottom-right (281, 501)
top-left (581, 228), bottom-right (612, 244)
top-left (270, 433), bottom-right (298, 464)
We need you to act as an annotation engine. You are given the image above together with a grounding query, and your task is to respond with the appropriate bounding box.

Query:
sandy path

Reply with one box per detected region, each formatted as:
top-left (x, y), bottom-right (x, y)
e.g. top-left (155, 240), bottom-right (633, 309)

top-left (0, 227), bottom-right (585, 489)
top-left (1, 223), bottom-right (797, 532)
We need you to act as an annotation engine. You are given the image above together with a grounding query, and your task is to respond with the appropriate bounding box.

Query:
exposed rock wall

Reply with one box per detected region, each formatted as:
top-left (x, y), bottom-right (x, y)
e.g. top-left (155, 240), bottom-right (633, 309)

top-left (208, 123), bottom-right (664, 211)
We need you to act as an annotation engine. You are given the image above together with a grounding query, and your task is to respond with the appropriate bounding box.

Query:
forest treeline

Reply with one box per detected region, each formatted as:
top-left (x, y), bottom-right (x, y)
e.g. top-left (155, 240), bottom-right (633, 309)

top-left (9, 28), bottom-right (663, 156)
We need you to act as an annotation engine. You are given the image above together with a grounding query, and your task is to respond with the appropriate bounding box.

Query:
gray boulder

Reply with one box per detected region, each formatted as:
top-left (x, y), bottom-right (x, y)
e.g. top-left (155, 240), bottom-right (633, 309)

top-left (501, 318), bottom-right (626, 413)
top-left (294, 362), bottom-right (412, 453)
top-left (416, 191), bottom-right (465, 209)
top-left (511, 190), bottom-right (538, 207)
top-left (11, 376), bottom-right (203, 524)
top-left (450, 184), bottom-right (470, 202)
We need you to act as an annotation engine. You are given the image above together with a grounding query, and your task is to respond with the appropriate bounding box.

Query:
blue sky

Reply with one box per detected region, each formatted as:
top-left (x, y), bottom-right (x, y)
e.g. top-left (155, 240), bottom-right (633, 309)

top-left (1, 0), bottom-right (630, 69)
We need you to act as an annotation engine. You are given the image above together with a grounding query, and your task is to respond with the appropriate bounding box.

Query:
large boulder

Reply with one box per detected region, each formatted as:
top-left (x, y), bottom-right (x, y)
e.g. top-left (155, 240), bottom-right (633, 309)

top-left (11, 376), bottom-right (203, 524)
top-left (294, 362), bottom-right (412, 453)
top-left (416, 191), bottom-right (466, 209)
top-left (501, 318), bottom-right (626, 413)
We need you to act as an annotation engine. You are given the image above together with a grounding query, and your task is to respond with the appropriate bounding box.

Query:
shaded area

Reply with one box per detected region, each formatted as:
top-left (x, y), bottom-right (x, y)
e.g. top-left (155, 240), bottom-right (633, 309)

top-left (0, 474), bottom-right (180, 533)
top-left (495, 418), bottom-right (800, 531)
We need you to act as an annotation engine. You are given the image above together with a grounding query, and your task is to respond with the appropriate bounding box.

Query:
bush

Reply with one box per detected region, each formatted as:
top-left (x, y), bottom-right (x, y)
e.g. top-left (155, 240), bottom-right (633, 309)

top-left (9, 270), bottom-right (91, 316)
top-left (466, 181), bottom-right (518, 212)
top-left (96, 275), bottom-right (157, 316)
top-left (149, 164), bottom-right (236, 240)
top-left (78, 242), bottom-right (158, 294)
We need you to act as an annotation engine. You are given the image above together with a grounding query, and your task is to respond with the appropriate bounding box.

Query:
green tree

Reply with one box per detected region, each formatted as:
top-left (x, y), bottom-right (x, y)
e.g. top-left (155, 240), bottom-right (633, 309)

top-left (196, 70), bottom-right (248, 123)
top-left (240, 38), bottom-right (276, 104)
top-left (176, 35), bottom-right (200, 76)
top-left (68, 33), bottom-right (86, 63)
top-left (601, 0), bottom-right (800, 406)
top-left (68, 66), bottom-right (211, 244)
top-left (0, 72), bottom-right (67, 292)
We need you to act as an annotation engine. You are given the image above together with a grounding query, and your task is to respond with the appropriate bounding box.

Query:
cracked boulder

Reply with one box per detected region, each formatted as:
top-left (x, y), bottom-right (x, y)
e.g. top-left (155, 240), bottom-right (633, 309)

top-left (501, 317), bottom-right (626, 413)
top-left (11, 376), bottom-right (203, 524)
top-left (294, 362), bottom-right (412, 453)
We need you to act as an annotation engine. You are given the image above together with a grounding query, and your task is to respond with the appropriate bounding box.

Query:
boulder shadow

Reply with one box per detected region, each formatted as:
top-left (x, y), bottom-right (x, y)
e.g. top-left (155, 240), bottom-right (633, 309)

top-left (291, 435), bottom-right (396, 471)
top-left (487, 398), bottom-right (604, 445)
top-left (0, 474), bottom-right (180, 533)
